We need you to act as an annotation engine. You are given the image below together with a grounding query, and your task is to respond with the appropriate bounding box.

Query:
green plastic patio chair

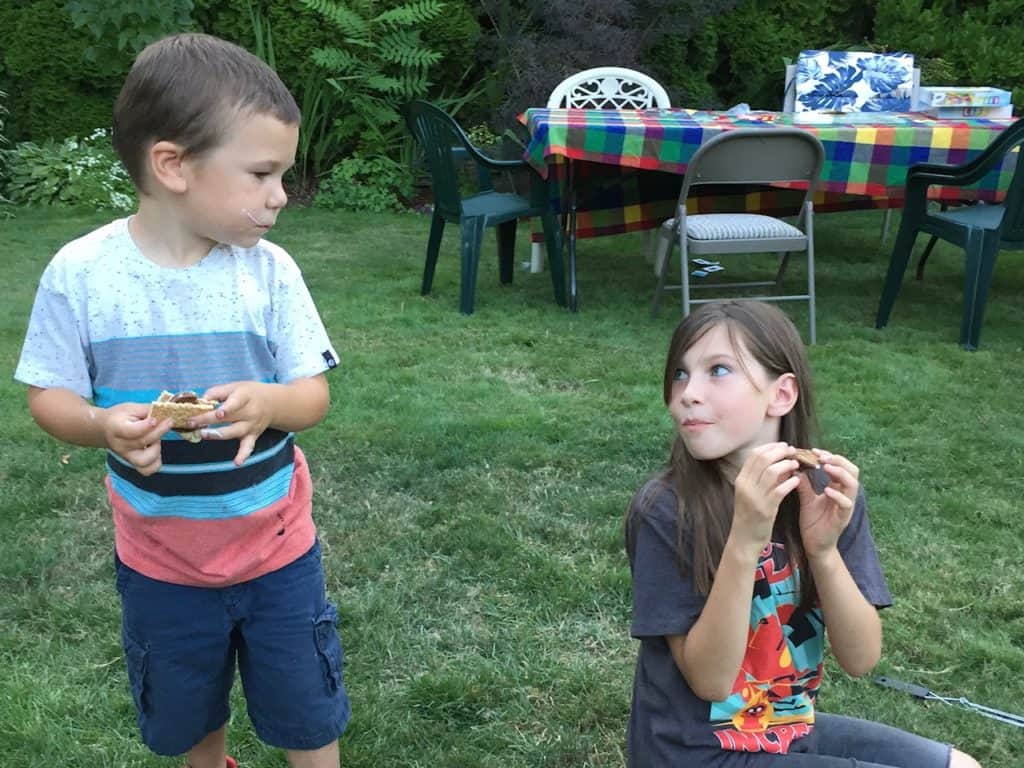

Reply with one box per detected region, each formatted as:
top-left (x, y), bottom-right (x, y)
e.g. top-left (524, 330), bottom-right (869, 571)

top-left (875, 118), bottom-right (1024, 350)
top-left (404, 100), bottom-right (566, 314)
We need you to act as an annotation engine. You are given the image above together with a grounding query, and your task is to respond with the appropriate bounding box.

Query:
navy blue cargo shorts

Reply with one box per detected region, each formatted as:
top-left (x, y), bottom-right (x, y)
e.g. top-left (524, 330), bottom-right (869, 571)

top-left (115, 539), bottom-right (350, 756)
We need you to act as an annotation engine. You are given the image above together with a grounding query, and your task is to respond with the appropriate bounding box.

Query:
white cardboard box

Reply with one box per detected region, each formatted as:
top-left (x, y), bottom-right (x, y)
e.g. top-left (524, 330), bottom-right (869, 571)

top-left (917, 86), bottom-right (1012, 108)
top-left (918, 104), bottom-right (1014, 119)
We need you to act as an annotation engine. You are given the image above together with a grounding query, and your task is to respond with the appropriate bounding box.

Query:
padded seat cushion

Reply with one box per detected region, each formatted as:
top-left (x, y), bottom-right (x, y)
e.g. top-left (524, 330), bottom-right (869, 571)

top-left (684, 213), bottom-right (805, 241)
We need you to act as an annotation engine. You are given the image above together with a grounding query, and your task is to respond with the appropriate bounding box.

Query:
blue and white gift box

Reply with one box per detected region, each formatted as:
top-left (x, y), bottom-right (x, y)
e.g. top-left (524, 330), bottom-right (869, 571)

top-left (795, 50), bottom-right (915, 113)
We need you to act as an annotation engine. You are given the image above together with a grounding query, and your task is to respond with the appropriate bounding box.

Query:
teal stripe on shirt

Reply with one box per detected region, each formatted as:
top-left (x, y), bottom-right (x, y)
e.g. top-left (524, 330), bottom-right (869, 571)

top-left (93, 380), bottom-right (274, 409)
top-left (109, 463), bottom-right (295, 519)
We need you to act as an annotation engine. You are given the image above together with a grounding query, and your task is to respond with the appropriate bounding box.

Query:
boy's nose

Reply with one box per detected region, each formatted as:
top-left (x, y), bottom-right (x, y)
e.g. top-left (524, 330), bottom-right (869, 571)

top-left (268, 180), bottom-right (288, 209)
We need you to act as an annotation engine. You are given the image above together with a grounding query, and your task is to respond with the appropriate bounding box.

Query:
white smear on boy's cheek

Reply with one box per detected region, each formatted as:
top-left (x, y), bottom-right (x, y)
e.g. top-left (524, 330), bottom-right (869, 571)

top-left (242, 208), bottom-right (265, 225)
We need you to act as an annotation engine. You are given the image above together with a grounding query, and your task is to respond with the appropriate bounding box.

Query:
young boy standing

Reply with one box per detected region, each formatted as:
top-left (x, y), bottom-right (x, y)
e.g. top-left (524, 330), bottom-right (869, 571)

top-left (15, 33), bottom-right (349, 768)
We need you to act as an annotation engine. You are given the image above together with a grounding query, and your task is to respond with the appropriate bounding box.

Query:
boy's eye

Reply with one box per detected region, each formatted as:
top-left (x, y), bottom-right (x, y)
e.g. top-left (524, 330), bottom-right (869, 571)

top-left (710, 364), bottom-right (731, 377)
top-left (252, 171), bottom-right (271, 179)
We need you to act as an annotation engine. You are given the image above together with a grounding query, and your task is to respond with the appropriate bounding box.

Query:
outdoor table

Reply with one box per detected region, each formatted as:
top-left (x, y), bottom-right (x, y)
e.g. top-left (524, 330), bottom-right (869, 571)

top-left (522, 108), bottom-right (1018, 309)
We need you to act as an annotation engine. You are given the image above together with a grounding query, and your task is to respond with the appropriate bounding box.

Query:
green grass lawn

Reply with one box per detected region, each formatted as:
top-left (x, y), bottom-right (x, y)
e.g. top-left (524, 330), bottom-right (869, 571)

top-left (2, 205), bottom-right (1022, 767)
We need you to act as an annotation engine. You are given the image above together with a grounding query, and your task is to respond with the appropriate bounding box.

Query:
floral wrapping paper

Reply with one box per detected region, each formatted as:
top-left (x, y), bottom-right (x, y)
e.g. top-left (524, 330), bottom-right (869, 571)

top-left (795, 51), bottom-right (915, 113)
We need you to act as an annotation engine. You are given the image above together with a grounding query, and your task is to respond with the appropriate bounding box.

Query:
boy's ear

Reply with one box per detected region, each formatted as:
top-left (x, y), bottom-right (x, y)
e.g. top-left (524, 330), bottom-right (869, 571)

top-left (147, 140), bottom-right (189, 195)
top-left (767, 372), bottom-right (798, 417)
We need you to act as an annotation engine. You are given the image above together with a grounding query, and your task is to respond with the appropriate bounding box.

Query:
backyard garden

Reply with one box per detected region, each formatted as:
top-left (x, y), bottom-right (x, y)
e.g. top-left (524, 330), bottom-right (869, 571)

top-left (1, 1), bottom-right (1023, 766)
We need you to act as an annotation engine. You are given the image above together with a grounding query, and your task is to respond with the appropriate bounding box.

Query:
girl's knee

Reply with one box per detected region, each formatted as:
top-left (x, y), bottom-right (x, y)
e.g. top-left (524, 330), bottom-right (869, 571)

top-left (948, 748), bottom-right (981, 768)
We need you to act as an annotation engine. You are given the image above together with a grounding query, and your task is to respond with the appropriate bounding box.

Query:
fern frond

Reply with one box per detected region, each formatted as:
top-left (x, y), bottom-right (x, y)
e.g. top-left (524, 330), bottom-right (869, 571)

top-left (350, 93), bottom-right (401, 126)
top-left (396, 71), bottom-right (433, 98)
top-left (377, 32), bottom-right (442, 67)
top-left (311, 46), bottom-right (363, 73)
top-left (299, 0), bottom-right (370, 38)
top-left (364, 74), bottom-right (404, 94)
top-left (373, 0), bottom-right (445, 30)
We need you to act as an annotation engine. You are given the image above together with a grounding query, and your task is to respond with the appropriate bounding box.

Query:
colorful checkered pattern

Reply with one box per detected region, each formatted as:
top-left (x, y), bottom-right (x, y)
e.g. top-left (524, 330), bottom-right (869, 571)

top-left (523, 108), bottom-right (1017, 239)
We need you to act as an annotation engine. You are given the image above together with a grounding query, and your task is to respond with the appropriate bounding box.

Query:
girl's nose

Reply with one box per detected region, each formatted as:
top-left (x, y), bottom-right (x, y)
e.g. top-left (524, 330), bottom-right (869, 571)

top-left (678, 376), bottom-right (704, 404)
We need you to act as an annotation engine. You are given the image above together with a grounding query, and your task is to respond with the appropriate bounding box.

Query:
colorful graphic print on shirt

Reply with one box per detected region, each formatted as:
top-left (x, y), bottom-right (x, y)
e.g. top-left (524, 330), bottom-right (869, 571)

top-left (709, 541), bottom-right (824, 753)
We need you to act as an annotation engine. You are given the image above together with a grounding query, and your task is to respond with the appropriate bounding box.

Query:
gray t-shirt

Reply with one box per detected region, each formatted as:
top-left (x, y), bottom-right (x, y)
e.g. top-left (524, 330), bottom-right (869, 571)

top-left (626, 478), bottom-right (892, 766)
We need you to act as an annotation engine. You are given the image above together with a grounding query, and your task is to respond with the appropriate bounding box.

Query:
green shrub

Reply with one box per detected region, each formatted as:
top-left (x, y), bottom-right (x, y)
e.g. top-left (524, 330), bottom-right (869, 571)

top-left (874, 0), bottom-right (1024, 108)
top-left (66, 0), bottom-right (197, 74)
top-left (0, 88), bottom-right (10, 216)
top-left (0, 0), bottom-right (125, 142)
top-left (701, 0), bottom-right (875, 110)
top-left (0, 87), bottom-right (7, 150)
top-left (1, 129), bottom-right (136, 210)
top-left (312, 154), bottom-right (412, 212)
top-left (301, 0), bottom-right (445, 158)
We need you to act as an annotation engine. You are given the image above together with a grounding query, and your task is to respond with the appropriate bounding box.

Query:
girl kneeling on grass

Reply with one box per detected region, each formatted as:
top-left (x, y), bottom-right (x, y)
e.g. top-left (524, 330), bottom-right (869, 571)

top-left (625, 300), bottom-right (980, 768)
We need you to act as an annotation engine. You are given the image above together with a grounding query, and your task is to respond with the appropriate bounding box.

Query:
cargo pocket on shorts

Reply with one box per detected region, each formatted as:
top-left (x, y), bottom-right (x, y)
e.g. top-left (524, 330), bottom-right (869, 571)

top-left (313, 602), bottom-right (344, 693)
top-left (122, 631), bottom-right (150, 715)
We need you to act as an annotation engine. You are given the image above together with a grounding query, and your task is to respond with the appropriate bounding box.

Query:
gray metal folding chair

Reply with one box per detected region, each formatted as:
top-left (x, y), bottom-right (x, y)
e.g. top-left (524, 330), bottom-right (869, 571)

top-left (651, 128), bottom-right (825, 343)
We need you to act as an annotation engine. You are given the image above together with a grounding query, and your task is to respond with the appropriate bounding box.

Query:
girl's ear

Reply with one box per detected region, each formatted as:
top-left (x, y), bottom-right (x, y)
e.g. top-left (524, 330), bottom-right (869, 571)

top-left (767, 372), bottom-right (799, 417)
top-left (147, 140), bottom-right (189, 195)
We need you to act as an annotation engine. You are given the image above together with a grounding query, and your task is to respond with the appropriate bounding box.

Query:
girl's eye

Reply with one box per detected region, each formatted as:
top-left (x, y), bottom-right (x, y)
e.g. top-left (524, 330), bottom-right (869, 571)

top-left (710, 364), bottom-right (731, 377)
top-left (672, 368), bottom-right (688, 382)
top-left (252, 171), bottom-right (270, 179)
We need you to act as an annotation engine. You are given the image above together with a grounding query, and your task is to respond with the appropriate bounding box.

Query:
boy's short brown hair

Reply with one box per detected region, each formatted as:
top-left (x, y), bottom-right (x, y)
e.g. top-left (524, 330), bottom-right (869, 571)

top-left (113, 33), bottom-right (300, 193)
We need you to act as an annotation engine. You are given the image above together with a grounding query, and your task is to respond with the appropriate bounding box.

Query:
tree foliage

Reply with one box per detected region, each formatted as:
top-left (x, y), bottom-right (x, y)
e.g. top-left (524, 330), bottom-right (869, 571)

top-left (299, 0), bottom-right (445, 154)
top-left (476, 0), bottom-right (742, 132)
top-left (66, 0), bottom-right (197, 75)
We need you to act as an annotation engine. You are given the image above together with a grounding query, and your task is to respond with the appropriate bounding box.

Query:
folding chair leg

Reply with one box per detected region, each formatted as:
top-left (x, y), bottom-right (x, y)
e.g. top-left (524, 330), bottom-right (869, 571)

top-left (680, 232), bottom-right (691, 317)
top-left (496, 220), bottom-right (516, 285)
top-left (422, 212), bottom-right (445, 295)
top-left (875, 221), bottom-right (920, 329)
top-left (459, 216), bottom-right (487, 314)
top-left (773, 252), bottom-right (791, 285)
top-left (960, 231), bottom-right (999, 350)
top-left (652, 225), bottom-right (672, 278)
top-left (806, 220), bottom-right (816, 345)
top-left (650, 225), bottom-right (674, 317)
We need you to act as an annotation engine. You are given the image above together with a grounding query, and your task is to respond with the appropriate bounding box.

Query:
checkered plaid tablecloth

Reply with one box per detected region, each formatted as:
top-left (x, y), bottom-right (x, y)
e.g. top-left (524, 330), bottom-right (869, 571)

top-left (522, 108), bottom-right (1018, 239)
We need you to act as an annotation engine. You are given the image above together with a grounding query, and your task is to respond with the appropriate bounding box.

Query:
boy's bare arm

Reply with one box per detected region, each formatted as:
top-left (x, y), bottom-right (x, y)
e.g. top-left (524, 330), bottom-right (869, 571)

top-left (188, 374), bottom-right (331, 466)
top-left (264, 374), bottom-right (331, 433)
top-left (28, 386), bottom-right (105, 447)
top-left (27, 386), bottom-right (173, 475)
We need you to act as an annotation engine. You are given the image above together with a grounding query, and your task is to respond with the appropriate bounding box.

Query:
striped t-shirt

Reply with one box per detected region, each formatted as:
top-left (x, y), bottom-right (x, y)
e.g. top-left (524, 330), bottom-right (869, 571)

top-left (15, 218), bottom-right (339, 586)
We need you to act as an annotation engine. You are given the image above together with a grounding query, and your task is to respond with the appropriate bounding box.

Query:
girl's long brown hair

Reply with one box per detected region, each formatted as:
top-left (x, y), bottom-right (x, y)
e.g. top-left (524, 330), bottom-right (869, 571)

top-left (628, 301), bottom-right (820, 609)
